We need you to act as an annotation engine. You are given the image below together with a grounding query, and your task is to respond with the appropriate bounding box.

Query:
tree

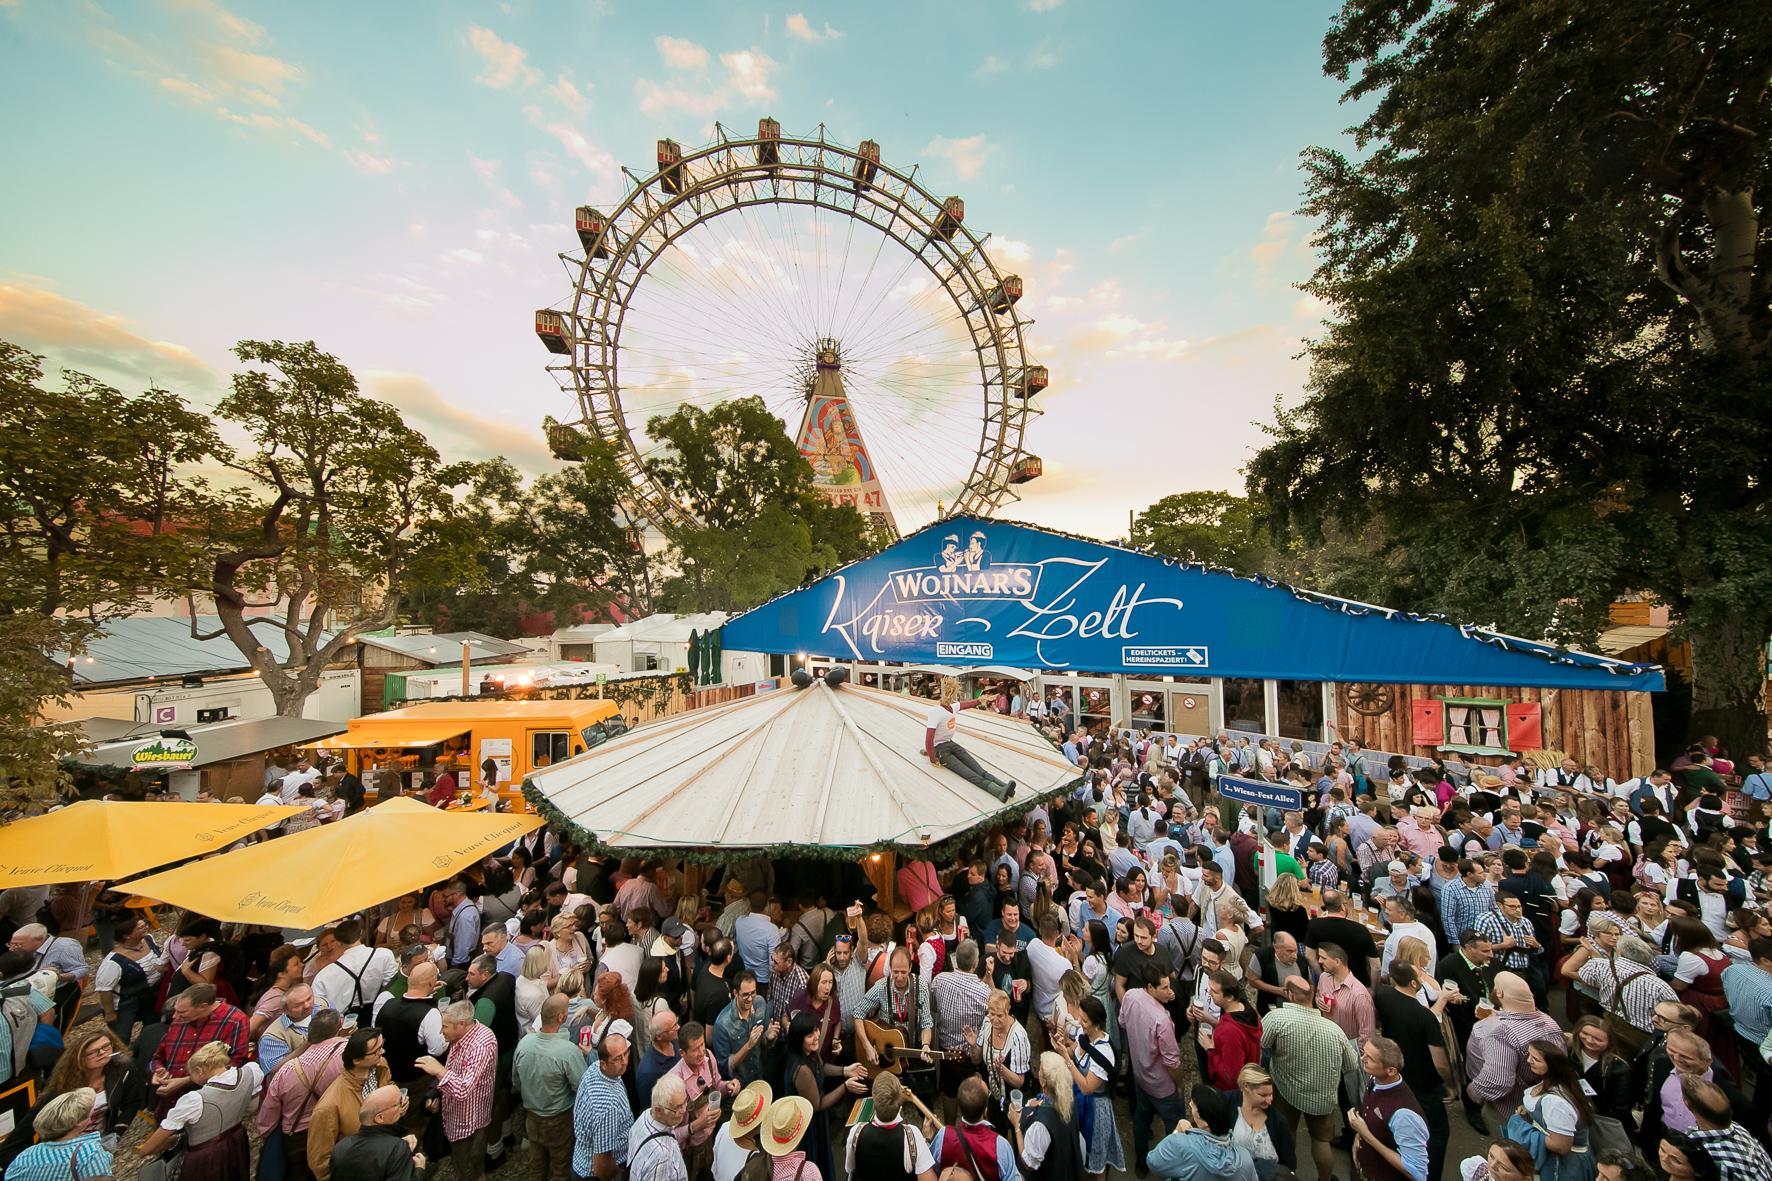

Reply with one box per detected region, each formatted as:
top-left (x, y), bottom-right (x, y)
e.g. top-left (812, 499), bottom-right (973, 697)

top-left (1130, 492), bottom-right (1275, 574)
top-left (0, 341), bottom-right (222, 807)
top-left (644, 397), bottom-right (879, 613)
top-left (195, 341), bottom-right (487, 716)
top-left (407, 446), bottom-right (660, 635)
top-left (1248, 0), bottom-right (1772, 754)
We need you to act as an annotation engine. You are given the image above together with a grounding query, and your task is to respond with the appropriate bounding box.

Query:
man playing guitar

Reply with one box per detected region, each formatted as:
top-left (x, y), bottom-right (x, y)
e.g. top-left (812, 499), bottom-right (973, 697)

top-left (854, 946), bottom-right (934, 1067)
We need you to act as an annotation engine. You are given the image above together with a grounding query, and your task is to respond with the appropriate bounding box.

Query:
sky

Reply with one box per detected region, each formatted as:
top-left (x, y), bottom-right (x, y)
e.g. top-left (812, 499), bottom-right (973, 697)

top-left (0, 0), bottom-right (1357, 542)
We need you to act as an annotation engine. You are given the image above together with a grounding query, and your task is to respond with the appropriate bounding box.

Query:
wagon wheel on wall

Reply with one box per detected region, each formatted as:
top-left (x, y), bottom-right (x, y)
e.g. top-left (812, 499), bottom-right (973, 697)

top-left (1342, 683), bottom-right (1396, 717)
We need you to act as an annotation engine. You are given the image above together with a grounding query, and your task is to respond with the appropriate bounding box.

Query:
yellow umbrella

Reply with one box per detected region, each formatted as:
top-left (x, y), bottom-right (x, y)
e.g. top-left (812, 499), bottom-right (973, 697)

top-left (0, 800), bottom-right (309, 886)
top-left (126, 797), bottom-right (543, 928)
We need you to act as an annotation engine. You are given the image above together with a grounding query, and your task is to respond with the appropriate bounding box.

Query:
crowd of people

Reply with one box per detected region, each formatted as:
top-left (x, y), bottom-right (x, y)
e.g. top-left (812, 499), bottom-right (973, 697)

top-left (5, 709), bottom-right (1772, 1181)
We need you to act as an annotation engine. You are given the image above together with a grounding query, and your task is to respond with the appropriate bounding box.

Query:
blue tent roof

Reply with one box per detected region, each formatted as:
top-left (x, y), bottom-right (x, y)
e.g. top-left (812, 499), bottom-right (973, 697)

top-left (719, 517), bottom-right (1665, 692)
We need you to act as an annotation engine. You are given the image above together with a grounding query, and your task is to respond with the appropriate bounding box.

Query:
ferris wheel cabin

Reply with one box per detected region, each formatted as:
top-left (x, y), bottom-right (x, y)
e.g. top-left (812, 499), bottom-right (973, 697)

top-left (1011, 366), bottom-right (1049, 399)
top-left (934, 197), bottom-right (964, 242)
top-left (984, 275), bottom-right (1023, 315)
top-left (575, 206), bottom-right (608, 258)
top-left (657, 139), bottom-right (684, 194)
top-left (852, 139), bottom-right (880, 193)
top-left (535, 310), bottom-right (572, 355)
top-left (756, 117), bottom-right (782, 167)
top-left (1008, 456), bottom-right (1043, 485)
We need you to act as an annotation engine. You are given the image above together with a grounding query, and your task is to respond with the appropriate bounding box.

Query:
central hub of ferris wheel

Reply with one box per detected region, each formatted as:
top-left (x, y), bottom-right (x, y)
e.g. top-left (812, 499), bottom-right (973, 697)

top-left (533, 119), bottom-right (1048, 538)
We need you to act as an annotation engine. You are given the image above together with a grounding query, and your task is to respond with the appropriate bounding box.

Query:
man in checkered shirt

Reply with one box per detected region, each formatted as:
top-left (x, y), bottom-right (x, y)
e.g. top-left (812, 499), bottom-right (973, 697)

top-left (1437, 860), bottom-right (1496, 947)
top-left (1685, 1074), bottom-right (1772, 1181)
top-left (1464, 972), bottom-right (1560, 1134)
top-left (414, 1001), bottom-right (498, 1181)
top-left (1472, 891), bottom-right (1538, 972)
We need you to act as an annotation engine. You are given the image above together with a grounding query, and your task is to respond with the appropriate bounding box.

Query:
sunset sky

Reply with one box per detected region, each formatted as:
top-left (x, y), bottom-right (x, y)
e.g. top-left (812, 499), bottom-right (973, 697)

top-left (0, 0), bottom-right (1355, 540)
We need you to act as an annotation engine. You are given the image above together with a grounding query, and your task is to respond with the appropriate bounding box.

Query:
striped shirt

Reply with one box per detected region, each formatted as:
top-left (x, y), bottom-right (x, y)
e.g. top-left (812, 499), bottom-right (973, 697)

top-left (2, 1133), bottom-right (109, 1181)
top-left (1580, 959), bottom-right (1675, 1032)
top-left (929, 971), bottom-right (991, 1050)
top-left (1725, 963), bottom-right (1772, 1044)
top-left (1464, 1010), bottom-right (1562, 1104)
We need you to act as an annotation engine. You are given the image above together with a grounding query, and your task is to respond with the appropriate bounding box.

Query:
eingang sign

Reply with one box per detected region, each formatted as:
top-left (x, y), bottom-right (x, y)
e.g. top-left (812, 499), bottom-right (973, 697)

top-left (719, 518), bottom-right (1665, 691)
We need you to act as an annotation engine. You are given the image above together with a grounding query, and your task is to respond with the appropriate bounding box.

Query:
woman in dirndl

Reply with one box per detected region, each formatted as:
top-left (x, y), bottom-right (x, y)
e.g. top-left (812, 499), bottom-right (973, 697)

top-left (135, 1040), bottom-right (262, 1181)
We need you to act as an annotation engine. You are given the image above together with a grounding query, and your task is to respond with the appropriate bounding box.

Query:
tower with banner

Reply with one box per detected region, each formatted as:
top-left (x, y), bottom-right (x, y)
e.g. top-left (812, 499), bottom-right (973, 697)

top-left (795, 341), bottom-right (898, 537)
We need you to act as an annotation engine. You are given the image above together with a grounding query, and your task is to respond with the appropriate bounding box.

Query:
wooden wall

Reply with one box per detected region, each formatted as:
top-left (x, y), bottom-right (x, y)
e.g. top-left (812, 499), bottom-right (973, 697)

top-left (1337, 684), bottom-right (1655, 779)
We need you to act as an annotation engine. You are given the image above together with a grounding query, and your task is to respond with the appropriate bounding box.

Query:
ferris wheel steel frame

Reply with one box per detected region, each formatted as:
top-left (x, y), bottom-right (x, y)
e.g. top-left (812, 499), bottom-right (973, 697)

top-left (543, 123), bottom-right (1044, 536)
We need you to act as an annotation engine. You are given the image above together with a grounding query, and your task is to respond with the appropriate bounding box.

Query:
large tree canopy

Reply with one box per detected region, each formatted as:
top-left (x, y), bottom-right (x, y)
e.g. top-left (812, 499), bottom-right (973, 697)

top-left (0, 341), bottom-right (222, 806)
top-left (645, 396), bottom-right (880, 613)
top-left (1249, 0), bottom-right (1771, 754)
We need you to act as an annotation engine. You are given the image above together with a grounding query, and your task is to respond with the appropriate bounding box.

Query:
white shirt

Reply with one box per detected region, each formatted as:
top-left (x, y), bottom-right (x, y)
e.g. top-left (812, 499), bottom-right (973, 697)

top-left (160, 1064), bottom-right (263, 1131)
top-left (1381, 921), bottom-right (1437, 976)
top-left (926, 703), bottom-right (959, 743)
top-left (280, 767), bottom-right (320, 801)
top-left (371, 991), bottom-right (447, 1054)
top-left (1027, 937), bottom-right (1070, 1023)
top-left (846, 1119), bottom-right (933, 1176)
top-left (710, 1124), bottom-right (755, 1181)
top-left (312, 944), bottom-right (398, 1015)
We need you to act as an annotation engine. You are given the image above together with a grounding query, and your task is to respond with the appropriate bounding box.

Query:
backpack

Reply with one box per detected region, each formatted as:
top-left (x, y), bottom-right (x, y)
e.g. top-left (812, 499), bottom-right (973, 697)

top-left (737, 1149), bottom-right (772, 1181)
top-left (1, 996), bottom-right (32, 1077)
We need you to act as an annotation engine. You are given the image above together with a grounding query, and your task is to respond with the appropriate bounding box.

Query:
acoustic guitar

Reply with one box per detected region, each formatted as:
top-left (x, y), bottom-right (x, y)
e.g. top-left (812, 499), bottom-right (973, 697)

top-left (858, 1019), bottom-right (965, 1079)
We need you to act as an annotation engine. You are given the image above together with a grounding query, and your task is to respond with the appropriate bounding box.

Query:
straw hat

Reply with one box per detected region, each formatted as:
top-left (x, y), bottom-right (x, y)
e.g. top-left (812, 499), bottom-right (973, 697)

top-left (1478, 774), bottom-right (1504, 788)
top-left (761, 1095), bottom-right (816, 1156)
top-left (730, 1081), bottom-right (773, 1138)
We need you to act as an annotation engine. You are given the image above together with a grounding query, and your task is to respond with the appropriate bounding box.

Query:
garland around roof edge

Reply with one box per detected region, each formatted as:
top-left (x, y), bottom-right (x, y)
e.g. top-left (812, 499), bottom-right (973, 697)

top-left (519, 774), bottom-right (1082, 866)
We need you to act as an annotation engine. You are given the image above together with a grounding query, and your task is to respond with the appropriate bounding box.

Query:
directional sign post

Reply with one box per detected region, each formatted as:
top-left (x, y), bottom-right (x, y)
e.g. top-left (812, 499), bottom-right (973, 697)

top-left (1216, 775), bottom-right (1302, 811)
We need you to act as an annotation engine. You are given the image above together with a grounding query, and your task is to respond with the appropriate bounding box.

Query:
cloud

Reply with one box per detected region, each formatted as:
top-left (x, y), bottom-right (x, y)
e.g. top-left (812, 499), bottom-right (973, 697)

top-left (635, 46), bottom-right (777, 120)
top-left (721, 50), bottom-right (776, 99)
top-left (924, 134), bottom-right (996, 180)
top-left (522, 111), bottom-right (617, 181)
top-left (318, 274), bottom-right (448, 318)
top-left (1294, 293), bottom-right (1330, 320)
top-left (469, 154), bottom-right (523, 207)
top-left (1108, 233), bottom-right (1138, 252)
top-left (0, 280), bottom-right (217, 384)
top-left (1028, 41), bottom-right (1059, 68)
top-left (655, 35), bottom-right (709, 70)
top-left (975, 56), bottom-right (1009, 76)
top-left (343, 150), bottom-right (397, 174)
top-left (1024, 0), bottom-right (1065, 9)
top-left (785, 14), bottom-right (843, 42)
top-left (365, 372), bottom-right (558, 470)
top-left (84, 5), bottom-right (324, 146)
top-left (547, 72), bottom-right (592, 116)
top-left (467, 26), bottom-right (541, 89)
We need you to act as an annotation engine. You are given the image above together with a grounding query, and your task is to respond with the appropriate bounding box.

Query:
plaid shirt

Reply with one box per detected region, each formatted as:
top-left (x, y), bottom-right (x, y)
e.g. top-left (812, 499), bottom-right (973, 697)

top-left (1438, 879), bottom-right (1495, 946)
top-left (1465, 1010), bottom-right (1562, 1104)
top-left (155, 1001), bottom-right (250, 1077)
top-left (437, 1022), bottom-right (499, 1142)
top-left (1307, 857), bottom-right (1340, 892)
top-left (1689, 1122), bottom-right (1772, 1181)
top-left (929, 970), bottom-right (991, 1050)
top-left (1724, 962), bottom-right (1772, 1045)
top-left (1473, 909), bottom-right (1534, 971)
top-left (1259, 1002), bottom-right (1357, 1116)
top-left (767, 963), bottom-right (807, 1020)
top-left (572, 1066), bottom-right (633, 1176)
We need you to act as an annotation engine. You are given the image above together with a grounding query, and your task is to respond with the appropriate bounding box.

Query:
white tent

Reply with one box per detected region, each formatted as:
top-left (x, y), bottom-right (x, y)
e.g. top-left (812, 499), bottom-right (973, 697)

top-left (525, 679), bottom-right (1078, 855)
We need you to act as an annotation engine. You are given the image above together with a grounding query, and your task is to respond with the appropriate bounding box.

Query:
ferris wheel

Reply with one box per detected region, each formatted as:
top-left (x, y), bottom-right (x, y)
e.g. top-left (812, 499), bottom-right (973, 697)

top-left (534, 119), bottom-right (1047, 539)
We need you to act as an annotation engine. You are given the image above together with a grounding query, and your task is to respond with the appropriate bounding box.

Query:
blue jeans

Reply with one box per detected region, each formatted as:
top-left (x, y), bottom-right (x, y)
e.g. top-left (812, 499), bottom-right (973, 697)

top-left (1131, 1080), bottom-right (1186, 1166)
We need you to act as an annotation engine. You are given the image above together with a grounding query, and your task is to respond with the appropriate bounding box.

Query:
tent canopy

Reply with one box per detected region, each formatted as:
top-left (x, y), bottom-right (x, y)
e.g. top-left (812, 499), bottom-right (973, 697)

top-left (0, 801), bottom-right (307, 886)
top-left (524, 680), bottom-right (1079, 858)
top-left (719, 517), bottom-right (1665, 692)
top-left (317, 721), bottom-right (471, 749)
top-left (71, 716), bottom-right (348, 770)
top-left (126, 797), bottom-right (543, 928)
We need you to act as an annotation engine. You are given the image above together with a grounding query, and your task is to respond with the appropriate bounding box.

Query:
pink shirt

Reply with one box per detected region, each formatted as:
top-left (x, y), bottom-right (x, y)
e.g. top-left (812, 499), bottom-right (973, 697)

top-left (668, 1052), bottom-right (726, 1146)
top-left (1316, 972), bottom-right (1375, 1047)
top-left (1399, 821), bottom-right (1443, 861)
